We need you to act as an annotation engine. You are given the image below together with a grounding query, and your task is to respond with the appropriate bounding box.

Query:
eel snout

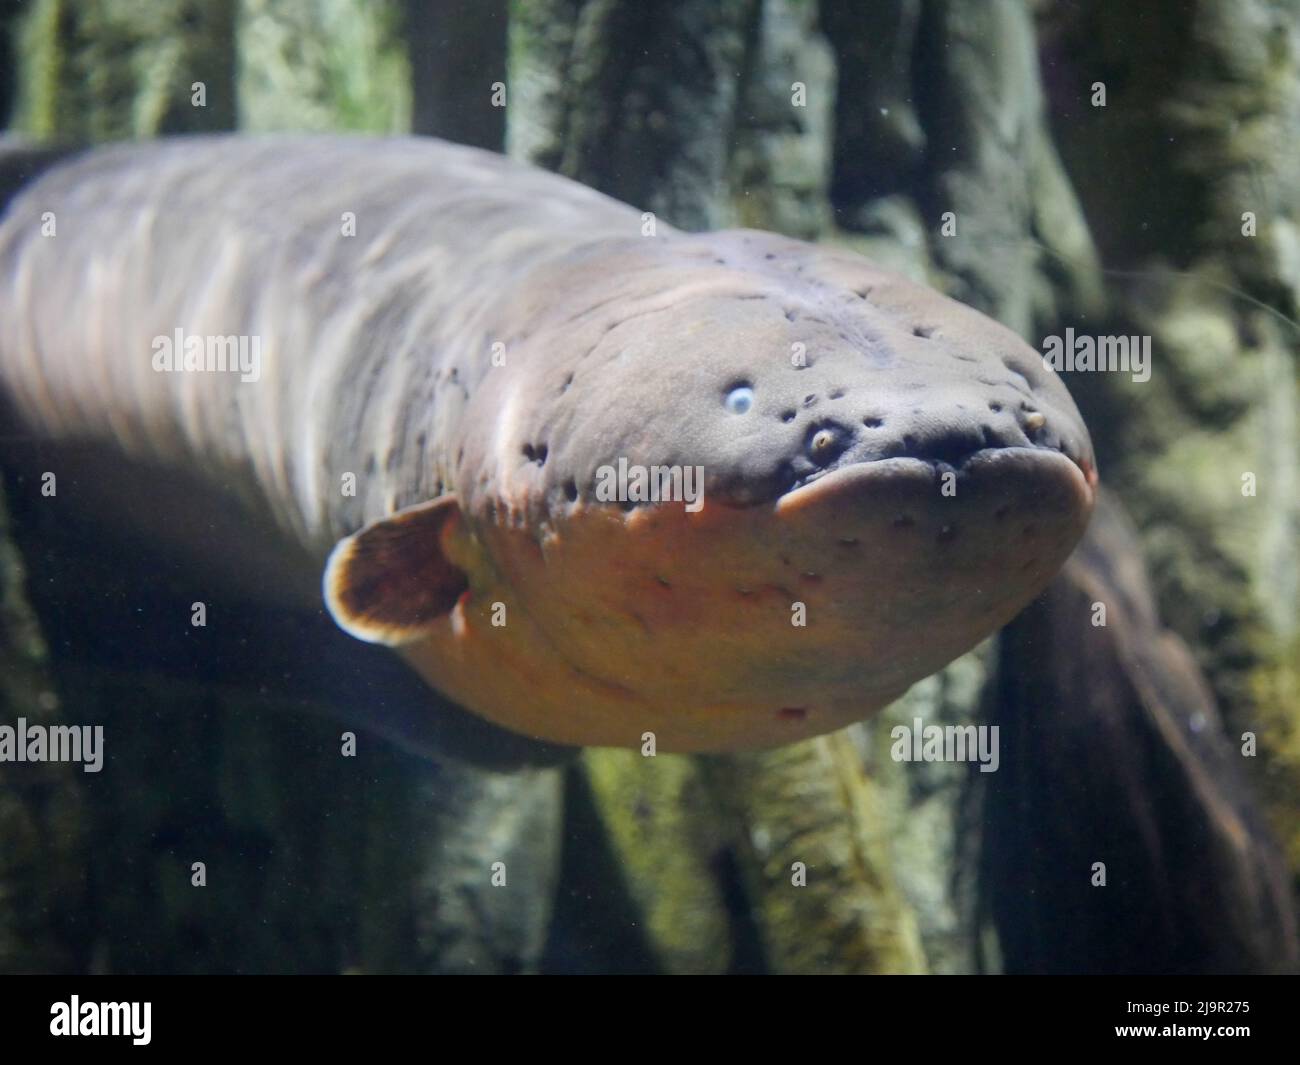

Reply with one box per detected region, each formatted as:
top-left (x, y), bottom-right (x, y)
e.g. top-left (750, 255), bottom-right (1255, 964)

top-left (784, 382), bottom-right (1096, 497)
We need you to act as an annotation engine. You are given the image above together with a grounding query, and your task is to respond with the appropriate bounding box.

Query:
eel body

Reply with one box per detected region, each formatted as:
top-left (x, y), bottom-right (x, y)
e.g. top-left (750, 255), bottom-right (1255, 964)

top-left (0, 135), bottom-right (1096, 752)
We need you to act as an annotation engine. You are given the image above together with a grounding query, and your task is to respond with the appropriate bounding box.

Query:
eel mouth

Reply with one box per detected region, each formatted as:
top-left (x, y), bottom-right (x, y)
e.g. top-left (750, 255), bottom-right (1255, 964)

top-left (776, 444), bottom-right (1096, 513)
top-left (696, 402), bottom-right (1098, 509)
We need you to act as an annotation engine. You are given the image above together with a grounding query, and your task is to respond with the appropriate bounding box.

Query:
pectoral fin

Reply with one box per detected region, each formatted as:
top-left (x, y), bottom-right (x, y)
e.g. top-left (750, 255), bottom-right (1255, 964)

top-left (324, 495), bottom-right (468, 646)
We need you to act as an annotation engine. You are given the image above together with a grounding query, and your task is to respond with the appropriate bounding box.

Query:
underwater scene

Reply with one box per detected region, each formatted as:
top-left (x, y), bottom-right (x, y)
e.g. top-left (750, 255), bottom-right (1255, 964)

top-left (0, 0), bottom-right (1296, 1010)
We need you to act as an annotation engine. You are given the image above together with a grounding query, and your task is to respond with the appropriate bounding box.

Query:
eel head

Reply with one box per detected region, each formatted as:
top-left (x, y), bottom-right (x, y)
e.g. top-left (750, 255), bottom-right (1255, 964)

top-left (325, 231), bottom-right (1096, 752)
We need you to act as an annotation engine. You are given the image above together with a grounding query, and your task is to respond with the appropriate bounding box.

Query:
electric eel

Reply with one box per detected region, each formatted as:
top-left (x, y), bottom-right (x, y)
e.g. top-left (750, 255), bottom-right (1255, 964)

top-left (0, 135), bottom-right (1097, 753)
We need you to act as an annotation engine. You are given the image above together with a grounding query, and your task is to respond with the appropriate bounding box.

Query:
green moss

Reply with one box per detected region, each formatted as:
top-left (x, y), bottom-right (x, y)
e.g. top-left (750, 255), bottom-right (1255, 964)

top-left (1250, 635), bottom-right (1300, 882)
top-left (11, 0), bottom-right (237, 141)
top-left (237, 0), bottom-right (410, 133)
top-left (702, 734), bottom-right (928, 974)
top-left (579, 748), bottom-right (733, 973)
top-left (11, 0), bottom-right (62, 137)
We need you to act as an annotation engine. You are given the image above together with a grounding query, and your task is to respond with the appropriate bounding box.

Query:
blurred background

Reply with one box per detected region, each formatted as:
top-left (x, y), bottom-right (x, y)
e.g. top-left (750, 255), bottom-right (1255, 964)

top-left (0, 0), bottom-right (1296, 974)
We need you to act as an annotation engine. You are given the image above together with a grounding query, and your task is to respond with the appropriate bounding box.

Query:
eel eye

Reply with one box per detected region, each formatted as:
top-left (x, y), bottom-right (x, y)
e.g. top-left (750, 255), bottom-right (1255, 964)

top-left (724, 385), bottom-right (755, 414)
